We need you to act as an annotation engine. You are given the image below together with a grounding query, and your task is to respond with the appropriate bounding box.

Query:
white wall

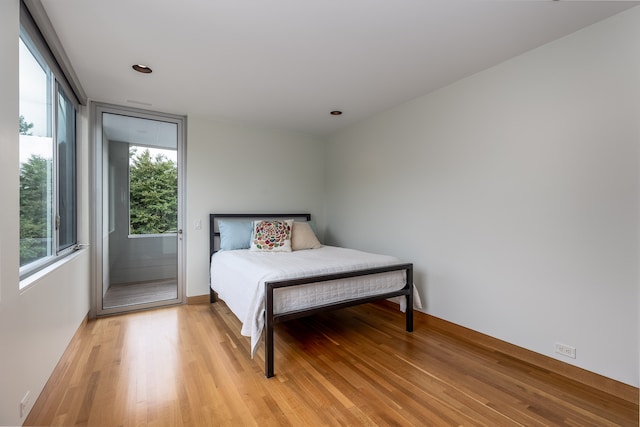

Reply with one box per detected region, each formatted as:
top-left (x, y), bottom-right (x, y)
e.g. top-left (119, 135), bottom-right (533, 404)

top-left (186, 118), bottom-right (326, 297)
top-left (0, 2), bottom-right (91, 424)
top-left (326, 8), bottom-right (640, 386)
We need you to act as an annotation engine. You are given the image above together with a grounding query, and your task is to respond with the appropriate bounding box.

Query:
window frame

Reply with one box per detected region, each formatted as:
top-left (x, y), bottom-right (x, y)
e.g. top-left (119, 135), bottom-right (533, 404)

top-left (19, 7), bottom-right (79, 282)
top-left (56, 88), bottom-right (78, 253)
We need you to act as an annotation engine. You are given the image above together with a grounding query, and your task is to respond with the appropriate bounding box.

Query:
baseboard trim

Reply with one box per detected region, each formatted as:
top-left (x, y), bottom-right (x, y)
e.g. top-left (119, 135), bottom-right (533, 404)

top-left (187, 294), bottom-right (210, 305)
top-left (413, 307), bottom-right (638, 404)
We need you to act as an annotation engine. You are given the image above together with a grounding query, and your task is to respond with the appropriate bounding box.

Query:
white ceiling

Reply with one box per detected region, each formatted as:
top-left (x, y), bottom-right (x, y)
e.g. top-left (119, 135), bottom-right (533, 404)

top-left (41, 0), bottom-right (637, 136)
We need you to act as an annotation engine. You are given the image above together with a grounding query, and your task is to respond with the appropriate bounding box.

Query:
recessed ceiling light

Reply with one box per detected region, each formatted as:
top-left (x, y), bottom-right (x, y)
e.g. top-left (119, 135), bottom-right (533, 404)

top-left (330, 111), bottom-right (342, 116)
top-left (132, 64), bottom-right (152, 74)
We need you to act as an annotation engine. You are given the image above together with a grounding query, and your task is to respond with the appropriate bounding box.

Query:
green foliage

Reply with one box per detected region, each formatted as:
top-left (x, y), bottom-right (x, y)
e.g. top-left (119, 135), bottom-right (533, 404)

top-left (20, 154), bottom-right (52, 266)
top-left (19, 115), bottom-right (34, 135)
top-left (129, 148), bottom-right (178, 235)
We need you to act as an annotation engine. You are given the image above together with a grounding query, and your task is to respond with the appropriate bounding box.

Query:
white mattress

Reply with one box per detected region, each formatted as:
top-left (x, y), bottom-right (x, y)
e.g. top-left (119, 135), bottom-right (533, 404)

top-left (210, 246), bottom-right (422, 356)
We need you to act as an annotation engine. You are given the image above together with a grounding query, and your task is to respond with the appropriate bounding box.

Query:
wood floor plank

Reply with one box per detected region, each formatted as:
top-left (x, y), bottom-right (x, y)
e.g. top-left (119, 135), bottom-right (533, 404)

top-left (25, 302), bottom-right (638, 426)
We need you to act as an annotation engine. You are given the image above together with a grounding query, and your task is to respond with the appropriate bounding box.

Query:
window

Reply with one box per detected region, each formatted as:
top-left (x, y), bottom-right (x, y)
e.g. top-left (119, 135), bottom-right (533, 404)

top-left (128, 146), bottom-right (178, 236)
top-left (19, 27), bottom-right (77, 280)
top-left (57, 90), bottom-right (77, 250)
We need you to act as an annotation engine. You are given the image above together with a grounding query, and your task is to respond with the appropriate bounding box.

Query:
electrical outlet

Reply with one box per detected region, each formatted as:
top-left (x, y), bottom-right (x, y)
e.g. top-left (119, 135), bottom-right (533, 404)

top-left (555, 343), bottom-right (576, 359)
top-left (20, 391), bottom-right (30, 418)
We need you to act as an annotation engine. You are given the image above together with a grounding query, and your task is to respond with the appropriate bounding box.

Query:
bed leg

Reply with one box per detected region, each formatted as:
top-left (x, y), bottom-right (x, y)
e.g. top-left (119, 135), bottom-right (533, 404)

top-left (265, 282), bottom-right (275, 378)
top-left (265, 320), bottom-right (274, 378)
top-left (406, 266), bottom-right (414, 332)
top-left (210, 287), bottom-right (216, 303)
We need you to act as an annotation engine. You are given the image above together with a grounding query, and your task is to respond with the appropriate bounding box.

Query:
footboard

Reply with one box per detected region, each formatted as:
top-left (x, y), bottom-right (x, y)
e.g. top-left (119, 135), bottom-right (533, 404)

top-left (264, 263), bottom-right (414, 378)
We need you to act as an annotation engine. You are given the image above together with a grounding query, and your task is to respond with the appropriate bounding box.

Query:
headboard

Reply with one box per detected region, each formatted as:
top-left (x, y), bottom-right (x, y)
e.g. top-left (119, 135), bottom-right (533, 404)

top-left (209, 213), bottom-right (312, 258)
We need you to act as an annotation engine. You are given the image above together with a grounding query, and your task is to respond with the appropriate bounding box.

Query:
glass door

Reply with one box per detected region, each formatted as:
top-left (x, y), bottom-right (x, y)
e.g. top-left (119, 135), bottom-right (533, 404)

top-left (92, 104), bottom-right (185, 315)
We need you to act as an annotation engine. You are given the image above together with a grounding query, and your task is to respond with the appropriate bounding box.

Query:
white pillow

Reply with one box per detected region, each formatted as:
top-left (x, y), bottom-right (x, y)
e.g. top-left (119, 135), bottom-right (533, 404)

top-left (250, 219), bottom-right (294, 252)
top-left (291, 221), bottom-right (322, 250)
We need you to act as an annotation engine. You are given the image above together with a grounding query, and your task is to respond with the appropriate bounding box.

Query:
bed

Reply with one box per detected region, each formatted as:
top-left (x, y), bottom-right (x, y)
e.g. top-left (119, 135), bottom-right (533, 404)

top-left (209, 213), bottom-right (420, 377)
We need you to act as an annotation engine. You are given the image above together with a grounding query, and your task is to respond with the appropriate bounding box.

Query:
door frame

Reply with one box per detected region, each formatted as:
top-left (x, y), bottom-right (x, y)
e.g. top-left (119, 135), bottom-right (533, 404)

top-left (90, 102), bottom-right (186, 317)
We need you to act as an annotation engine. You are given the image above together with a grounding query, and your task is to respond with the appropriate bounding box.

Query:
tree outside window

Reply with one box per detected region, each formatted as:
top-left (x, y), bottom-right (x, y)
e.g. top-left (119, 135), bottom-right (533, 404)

top-left (19, 116), bottom-right (52, 265)
top-left (129, 147), bottom-right (178, 235)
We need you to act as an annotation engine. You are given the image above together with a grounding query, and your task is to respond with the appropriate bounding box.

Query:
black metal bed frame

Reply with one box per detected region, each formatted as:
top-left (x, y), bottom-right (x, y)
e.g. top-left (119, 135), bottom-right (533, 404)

top-left (209, 213), bottom-right (414, 378)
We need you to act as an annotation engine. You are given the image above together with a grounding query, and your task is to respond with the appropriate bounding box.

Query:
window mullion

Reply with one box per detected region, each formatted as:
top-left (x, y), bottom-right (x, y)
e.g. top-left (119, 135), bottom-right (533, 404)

top-left (53, 78), bottom-right (60, 255)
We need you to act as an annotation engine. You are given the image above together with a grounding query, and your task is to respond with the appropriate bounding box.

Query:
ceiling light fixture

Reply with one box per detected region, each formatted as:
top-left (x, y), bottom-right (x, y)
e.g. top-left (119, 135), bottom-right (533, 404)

top-left (330, 110), bottom-right (342, 116)
top-left (132, 64), bottom-right (152, 74)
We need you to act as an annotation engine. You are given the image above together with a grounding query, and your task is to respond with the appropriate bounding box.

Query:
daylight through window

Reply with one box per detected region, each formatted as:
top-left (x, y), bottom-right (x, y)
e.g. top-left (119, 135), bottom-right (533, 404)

top-left (19, 27), bottom-right (77, 281)
top-left (128, 146), bottom-right (178, 236)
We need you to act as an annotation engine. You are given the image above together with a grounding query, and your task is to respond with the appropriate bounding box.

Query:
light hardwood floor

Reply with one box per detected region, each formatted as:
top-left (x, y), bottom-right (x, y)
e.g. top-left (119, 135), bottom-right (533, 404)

top-left (25, 301), bottom-right (638, 426)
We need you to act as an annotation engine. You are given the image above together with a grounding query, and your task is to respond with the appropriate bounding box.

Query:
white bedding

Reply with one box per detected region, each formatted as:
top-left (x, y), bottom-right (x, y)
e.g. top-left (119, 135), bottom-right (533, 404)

top-left (210, 245), bottom-right (422, 356)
